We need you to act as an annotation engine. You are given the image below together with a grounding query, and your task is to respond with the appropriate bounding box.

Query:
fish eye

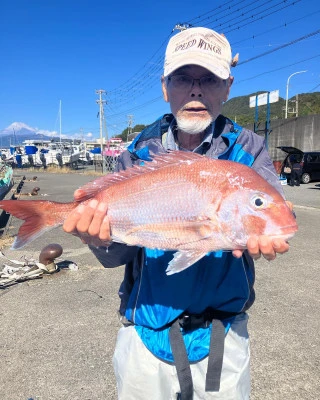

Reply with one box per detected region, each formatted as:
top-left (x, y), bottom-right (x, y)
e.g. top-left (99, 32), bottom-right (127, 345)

top-left (251, 195), bottom-right (266, 209)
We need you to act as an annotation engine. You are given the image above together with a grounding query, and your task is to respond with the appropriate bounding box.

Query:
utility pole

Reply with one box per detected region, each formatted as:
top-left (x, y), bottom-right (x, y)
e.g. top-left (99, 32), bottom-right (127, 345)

top-left (96, 89), bottom-right (106, 173)
top-left (127, 114), bottom-right (134, 143)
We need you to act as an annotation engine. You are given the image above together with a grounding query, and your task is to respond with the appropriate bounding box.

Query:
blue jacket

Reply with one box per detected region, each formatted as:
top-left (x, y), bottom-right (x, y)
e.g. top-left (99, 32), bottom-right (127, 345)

top-left (90, 114), bottom-right (283, 363)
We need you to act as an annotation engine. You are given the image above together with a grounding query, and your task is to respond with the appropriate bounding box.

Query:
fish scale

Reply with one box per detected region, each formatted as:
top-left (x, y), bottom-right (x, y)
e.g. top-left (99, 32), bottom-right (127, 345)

top-left (0, 151), bottom-right (298, 274)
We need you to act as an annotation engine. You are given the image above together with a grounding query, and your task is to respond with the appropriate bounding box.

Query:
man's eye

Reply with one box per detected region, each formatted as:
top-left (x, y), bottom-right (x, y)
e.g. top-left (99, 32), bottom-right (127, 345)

top-left (177, 75), bottom-right (190, 83)
top-left (203, 76), bottom-right (217, 85)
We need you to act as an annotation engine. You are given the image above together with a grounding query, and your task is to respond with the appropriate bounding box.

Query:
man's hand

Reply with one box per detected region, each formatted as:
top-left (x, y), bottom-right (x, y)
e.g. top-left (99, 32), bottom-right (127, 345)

top-left (63, 199), bottom-right (111, 246)
top-left (232, 200), bottom-right (294, 261)
top-left (232, 235), bottom-right (290, 261)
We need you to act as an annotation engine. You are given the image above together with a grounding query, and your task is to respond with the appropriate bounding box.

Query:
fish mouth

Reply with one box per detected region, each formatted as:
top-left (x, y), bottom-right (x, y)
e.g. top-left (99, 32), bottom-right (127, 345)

top-left (270, 232), bottom-right (296, 241)
top-left (269, 224), bottom-right (298, 241)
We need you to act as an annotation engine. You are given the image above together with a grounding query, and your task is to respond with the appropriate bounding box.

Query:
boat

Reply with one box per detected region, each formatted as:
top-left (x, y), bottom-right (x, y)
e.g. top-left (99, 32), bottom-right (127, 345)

top-left (22, 100), bottom-right (80, 168)
top-left (71, 142), bottom-right (89, 164)
top-left (0, 148), bottom-right (15, 165)
top-left (0, 163), bottom-right (14, 200)
top-left (40, 141), bottom-right (80, 168)
top-left (5, 140), bottom-right (79, 169)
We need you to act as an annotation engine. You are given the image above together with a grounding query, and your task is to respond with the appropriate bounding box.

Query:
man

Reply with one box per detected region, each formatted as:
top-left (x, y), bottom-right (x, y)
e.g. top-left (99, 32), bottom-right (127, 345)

top-left (64, 27), bottom-right (291, 400)
top-left (289, 158), bottom-right (302, 186)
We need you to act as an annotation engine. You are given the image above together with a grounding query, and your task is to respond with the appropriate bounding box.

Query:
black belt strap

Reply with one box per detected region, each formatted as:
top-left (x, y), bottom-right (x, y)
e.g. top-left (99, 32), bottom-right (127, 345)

top-left (205, 318), bottom-right (225, 391)
top-left (169, 310), bottom-right (238, 397)
top-left (169, 320), bottom-right (194, 400)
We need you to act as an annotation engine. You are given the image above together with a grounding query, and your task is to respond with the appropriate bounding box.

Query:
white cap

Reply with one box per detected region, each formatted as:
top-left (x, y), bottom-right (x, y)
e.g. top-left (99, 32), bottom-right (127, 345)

top-left (164, 27), bottom-right (233, 79)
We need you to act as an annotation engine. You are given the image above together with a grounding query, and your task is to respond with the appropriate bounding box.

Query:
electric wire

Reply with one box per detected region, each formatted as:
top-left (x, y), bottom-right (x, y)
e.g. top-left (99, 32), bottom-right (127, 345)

top-left (196, 0), bottom-right (273, 29)
top-left (231, 9), bottom-right (320, 46)
top-left (106, 0), bottom-right (304, 106)
top-left (235, 53), bottom-right (320, 86)
top-left (101, 0), bottom-right (317, 133)
top-left (185, 0), bottom-right (240, 25)
top-left (207, 0), bottom-right (302, 34)
top-left (106, 29), bottom-right (318, 124)
top-left (238, 29), bottom-right (320, 65)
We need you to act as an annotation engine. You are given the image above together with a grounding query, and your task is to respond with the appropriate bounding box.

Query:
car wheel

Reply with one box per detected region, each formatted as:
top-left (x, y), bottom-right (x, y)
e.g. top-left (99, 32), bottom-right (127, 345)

top-left (301, 173), bottom-right (311, 184)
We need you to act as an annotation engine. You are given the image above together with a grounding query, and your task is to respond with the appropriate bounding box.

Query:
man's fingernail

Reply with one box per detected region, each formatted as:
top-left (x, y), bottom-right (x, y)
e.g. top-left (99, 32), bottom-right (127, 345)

top-left (98, 202), bottom-right (108, 212)
top-left (88, 199), bottom-right (98, 208)
top-left (76, 204), bottom-right (85, 213)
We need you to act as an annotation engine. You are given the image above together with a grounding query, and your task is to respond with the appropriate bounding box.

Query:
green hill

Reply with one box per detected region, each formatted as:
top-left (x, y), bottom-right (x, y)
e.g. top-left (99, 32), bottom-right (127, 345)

top-left (222, 91), bottom-right (320, 126)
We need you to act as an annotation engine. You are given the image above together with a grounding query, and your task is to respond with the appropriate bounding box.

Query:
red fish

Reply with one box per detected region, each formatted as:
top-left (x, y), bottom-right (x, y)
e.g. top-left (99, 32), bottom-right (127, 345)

top-left (0, 151), bottom-right (297, 274)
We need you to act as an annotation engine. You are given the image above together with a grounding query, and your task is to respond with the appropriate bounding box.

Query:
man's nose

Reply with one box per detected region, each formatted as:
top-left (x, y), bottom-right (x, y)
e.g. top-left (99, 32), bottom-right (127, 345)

top-left (191, 79), bottom-right (202, 97)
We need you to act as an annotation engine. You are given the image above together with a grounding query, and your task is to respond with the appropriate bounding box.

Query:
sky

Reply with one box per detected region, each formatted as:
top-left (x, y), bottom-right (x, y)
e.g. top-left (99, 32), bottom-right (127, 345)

top-left (1, 0), bottom-right (320, 140)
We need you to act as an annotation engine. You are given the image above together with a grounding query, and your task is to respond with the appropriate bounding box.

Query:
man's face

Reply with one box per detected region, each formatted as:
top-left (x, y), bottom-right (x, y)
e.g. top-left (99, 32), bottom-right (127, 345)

top-left (162, 65), bottom-right (233, 133)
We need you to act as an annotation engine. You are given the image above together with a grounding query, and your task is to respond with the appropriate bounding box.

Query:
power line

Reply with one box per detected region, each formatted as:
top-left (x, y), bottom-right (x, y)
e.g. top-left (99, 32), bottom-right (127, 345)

top-left (238, 29), bottom-right (320, 65)
top-left (186, 0), bottom-right (248, 25)
top-left (107, 0), bottom-right (303, 105)
top-left (308, 83), bottom-right (320, 92)
top-left (209, 0), bottom-right (302, 34)
top-left (231, 9), bottom-right (320, 46)
top-left (101, 0), bottom-right (317, 131)
top-left (107, 33), bottom-right (171, 94)
top-left (107, 96), bottom-right (163, 119)
top-left (235, 53), bottom-right (320, 85)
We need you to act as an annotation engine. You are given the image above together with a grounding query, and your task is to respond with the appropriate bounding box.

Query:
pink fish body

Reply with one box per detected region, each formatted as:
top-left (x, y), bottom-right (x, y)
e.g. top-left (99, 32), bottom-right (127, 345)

top-left (0, 151), bottom-right (297, 274)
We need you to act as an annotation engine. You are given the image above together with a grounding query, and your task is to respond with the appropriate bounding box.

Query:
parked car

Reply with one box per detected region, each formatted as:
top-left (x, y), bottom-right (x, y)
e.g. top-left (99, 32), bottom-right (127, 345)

top-left (277, 146), bottom-right (320, 184)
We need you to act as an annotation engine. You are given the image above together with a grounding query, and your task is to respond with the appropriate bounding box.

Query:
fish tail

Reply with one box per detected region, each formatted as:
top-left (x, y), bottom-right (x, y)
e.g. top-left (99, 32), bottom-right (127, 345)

top-left (0, 200), bottom-right (78, 249)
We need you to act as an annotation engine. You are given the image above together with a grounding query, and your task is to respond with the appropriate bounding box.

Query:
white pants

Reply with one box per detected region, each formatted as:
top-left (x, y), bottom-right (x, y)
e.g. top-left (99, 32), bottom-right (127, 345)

top-left (113, 314), bottom-right (250, 400)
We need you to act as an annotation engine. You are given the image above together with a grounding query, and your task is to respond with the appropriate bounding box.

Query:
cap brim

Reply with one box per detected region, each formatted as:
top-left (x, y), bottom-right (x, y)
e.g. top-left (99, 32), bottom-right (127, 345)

top-left (164, 57), bottom-right (230, 80)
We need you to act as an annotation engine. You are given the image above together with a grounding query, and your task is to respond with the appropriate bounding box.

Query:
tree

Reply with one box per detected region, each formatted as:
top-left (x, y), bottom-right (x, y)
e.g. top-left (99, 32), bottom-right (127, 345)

top-left (117, 124), bottom-right (148, 142)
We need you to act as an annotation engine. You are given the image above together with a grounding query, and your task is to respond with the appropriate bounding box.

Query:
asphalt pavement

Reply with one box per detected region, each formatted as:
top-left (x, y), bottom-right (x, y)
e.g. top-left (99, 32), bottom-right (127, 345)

top-left (0, 169), bottom-right (319, 400)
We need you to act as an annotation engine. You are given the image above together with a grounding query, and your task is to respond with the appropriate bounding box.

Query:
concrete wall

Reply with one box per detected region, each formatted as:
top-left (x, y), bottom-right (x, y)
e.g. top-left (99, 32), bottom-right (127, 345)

top-left (245, 114), bottom-right (320, 161)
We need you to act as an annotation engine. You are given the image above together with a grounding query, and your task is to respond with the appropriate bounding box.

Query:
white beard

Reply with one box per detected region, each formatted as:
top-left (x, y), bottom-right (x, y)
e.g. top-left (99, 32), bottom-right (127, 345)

top-left (176, 115), bottom-right (212, 134)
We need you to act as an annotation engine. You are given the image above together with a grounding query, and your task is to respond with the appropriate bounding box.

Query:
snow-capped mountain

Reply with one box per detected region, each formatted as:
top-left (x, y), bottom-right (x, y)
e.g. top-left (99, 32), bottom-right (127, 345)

top-left (1, 122), bottom-right (37, 136)
top-left (0, 122), bottom-right (94, 147)
top-left (0, 122), bottom-right (58, 147)
top-left (1, 122), bottom-right (58, 137)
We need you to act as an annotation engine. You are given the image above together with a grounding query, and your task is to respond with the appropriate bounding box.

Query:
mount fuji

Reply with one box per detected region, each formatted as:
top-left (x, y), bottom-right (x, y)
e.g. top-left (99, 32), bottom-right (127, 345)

top-left (0, 122), bottom-right (58, 147)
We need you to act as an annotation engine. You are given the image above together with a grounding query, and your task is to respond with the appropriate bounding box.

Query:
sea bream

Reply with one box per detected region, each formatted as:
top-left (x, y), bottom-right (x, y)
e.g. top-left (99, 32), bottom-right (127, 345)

top-left (0, 151), bottom-right (297, 274)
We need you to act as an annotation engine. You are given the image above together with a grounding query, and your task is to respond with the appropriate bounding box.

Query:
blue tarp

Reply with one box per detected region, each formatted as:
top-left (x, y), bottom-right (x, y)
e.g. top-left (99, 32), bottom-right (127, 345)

top-left (25, 145), bottom-right (38, 155)
top-left (15, 154), bottom-right (22, 167)
top-left (90, 148), bottom-right (101, 154)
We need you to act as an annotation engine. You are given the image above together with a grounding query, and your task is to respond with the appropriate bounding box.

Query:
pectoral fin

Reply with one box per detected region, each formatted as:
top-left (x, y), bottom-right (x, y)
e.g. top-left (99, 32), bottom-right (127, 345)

top-left (166, 250), bottom-right (207, 275)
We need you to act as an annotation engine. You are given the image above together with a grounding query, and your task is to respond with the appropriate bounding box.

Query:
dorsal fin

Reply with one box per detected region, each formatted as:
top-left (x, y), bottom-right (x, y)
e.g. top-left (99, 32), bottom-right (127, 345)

top-left (75, 151), bottom-right (205, 202)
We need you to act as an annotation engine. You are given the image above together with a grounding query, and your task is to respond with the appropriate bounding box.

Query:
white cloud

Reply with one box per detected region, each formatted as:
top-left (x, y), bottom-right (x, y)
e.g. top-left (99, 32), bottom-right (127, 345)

top-left (36, 129), bottom-right (58, 137)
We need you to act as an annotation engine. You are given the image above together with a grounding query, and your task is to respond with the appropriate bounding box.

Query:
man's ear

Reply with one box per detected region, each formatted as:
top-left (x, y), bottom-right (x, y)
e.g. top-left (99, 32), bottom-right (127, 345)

top-left (161, 76), bottom-right (169, 102)
top-left (224, 76), bottom-right (234, 102)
